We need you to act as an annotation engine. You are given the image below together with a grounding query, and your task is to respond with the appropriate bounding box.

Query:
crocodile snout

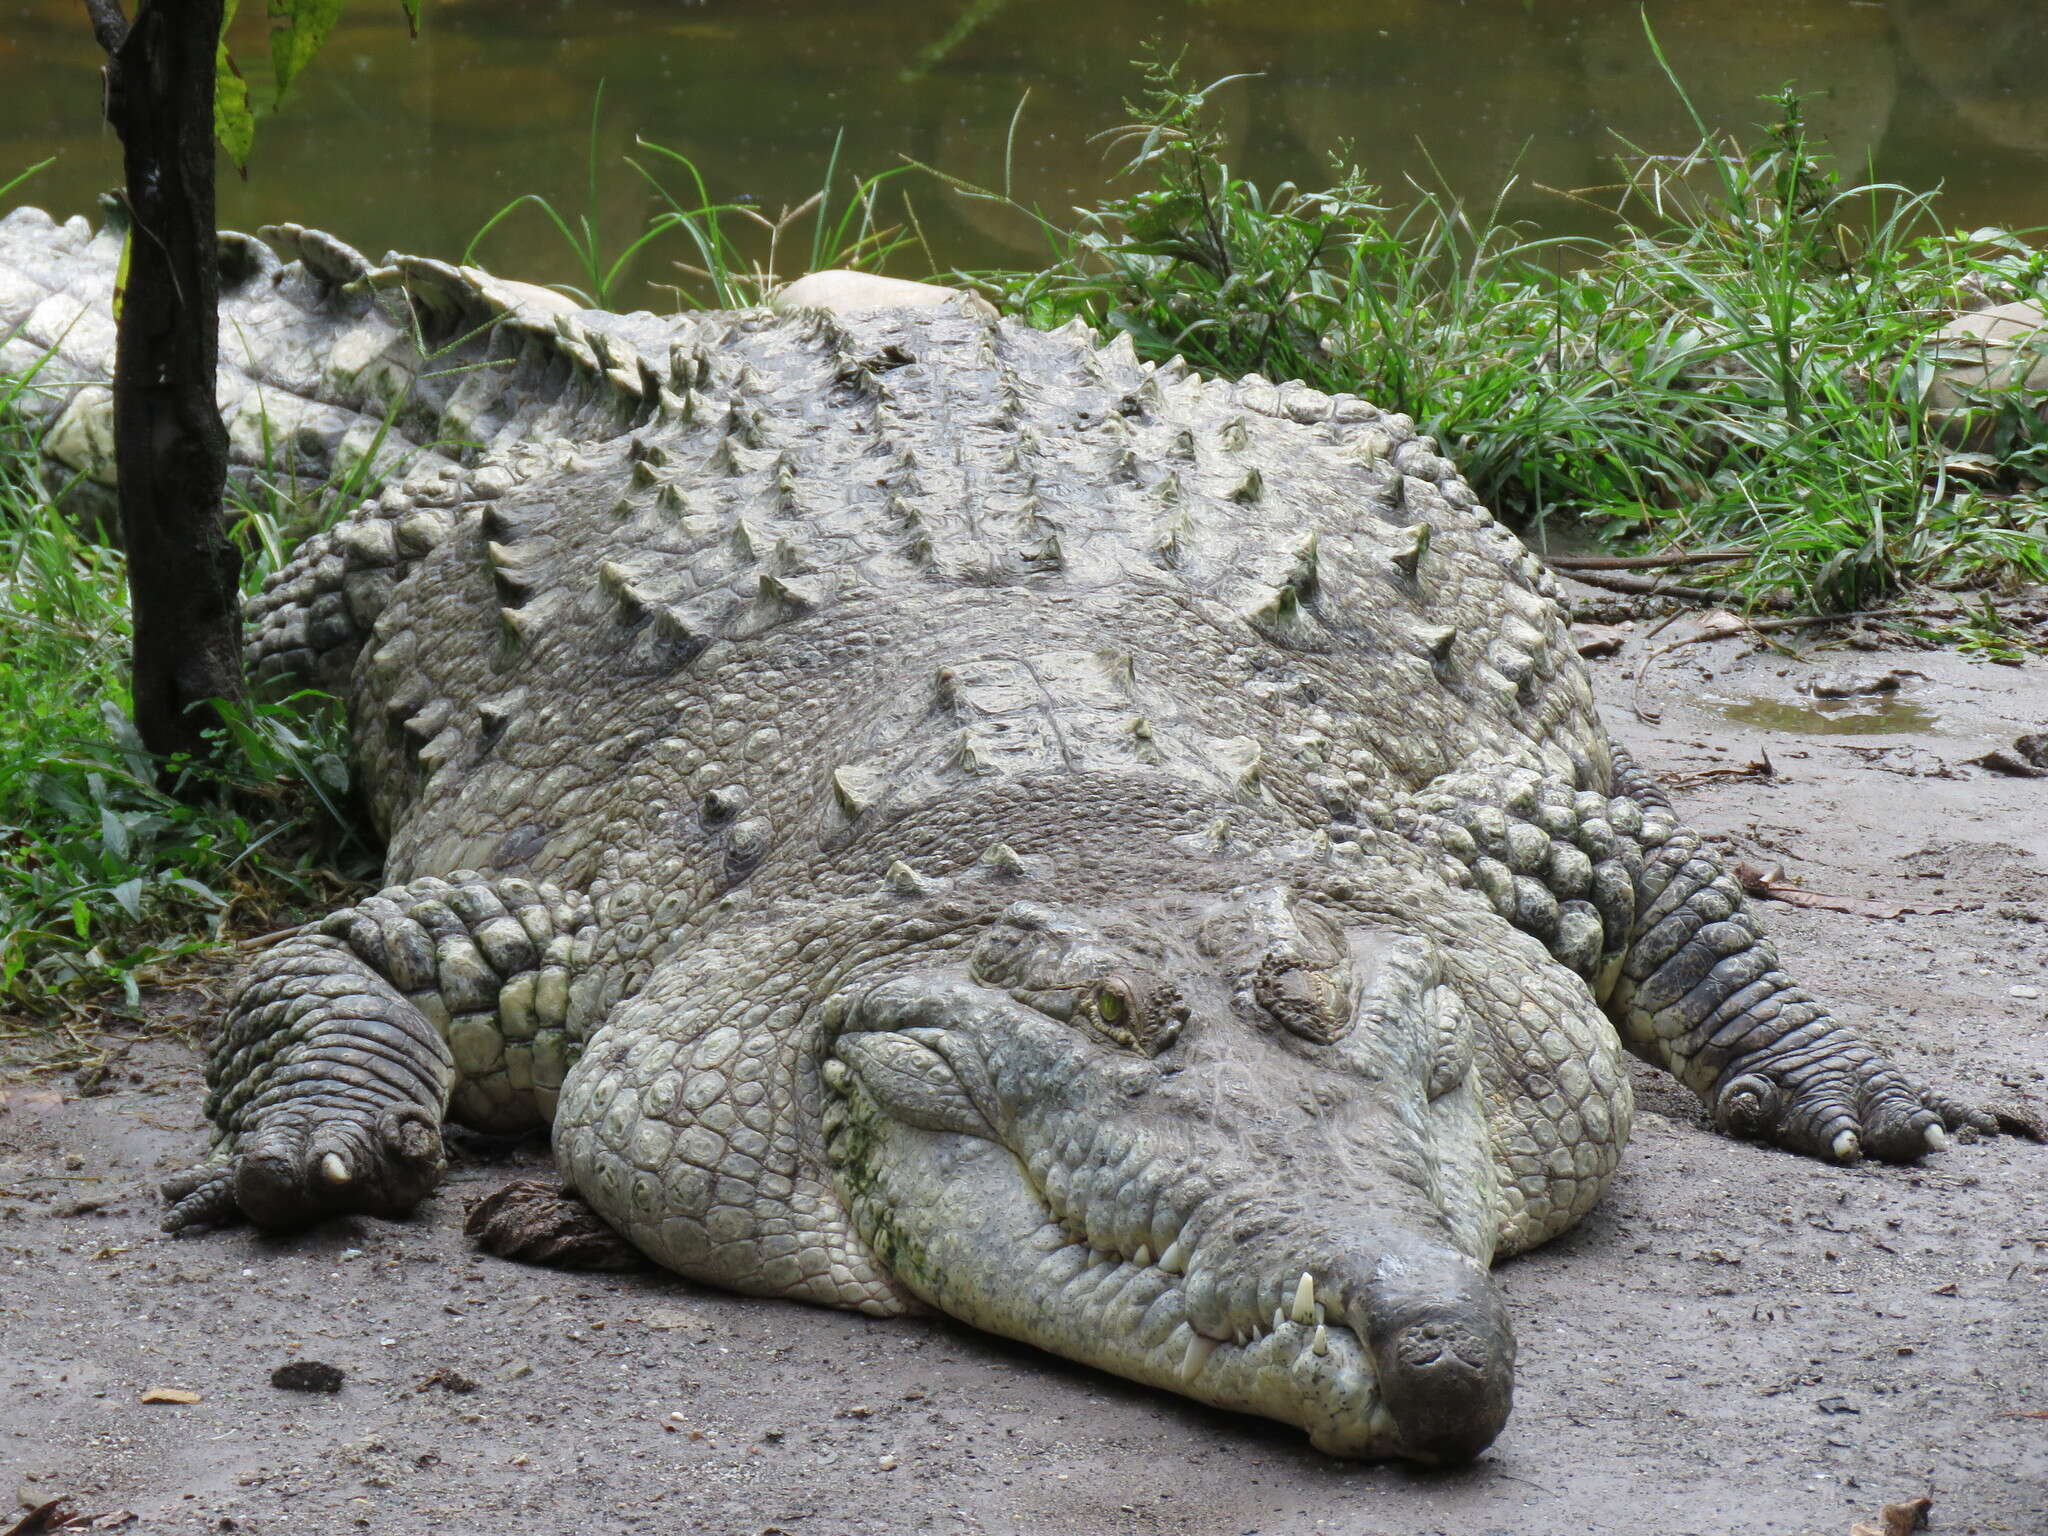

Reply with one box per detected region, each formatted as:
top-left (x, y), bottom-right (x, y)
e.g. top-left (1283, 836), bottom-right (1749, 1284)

top-left (1362, 1258), bottom-right (1516, 1463)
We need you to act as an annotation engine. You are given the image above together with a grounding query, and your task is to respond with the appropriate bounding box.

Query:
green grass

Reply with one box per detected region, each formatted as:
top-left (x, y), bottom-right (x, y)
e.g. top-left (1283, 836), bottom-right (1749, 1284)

top-left (957, 45), bottom-right (2048, 613)
top-left (0, 381), bottom-right (374, 1017)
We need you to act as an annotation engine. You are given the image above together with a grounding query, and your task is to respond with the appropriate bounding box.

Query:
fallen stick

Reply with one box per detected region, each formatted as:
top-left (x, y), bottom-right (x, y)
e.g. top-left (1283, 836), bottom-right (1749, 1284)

top-left (1543, 547), bottom-right (1753, 572)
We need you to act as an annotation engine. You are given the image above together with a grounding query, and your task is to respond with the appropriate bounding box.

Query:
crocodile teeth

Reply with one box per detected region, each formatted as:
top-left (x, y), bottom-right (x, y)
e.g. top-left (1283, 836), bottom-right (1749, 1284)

top-left (1234, 1328), bottom-right (1248, 1348)
top-left (1272, 1306), bottom-right (1286, 1333)
top-left (318, 1152), bottom-right (352, 1186)
top-left (1291, 1272), bottom-right (1316, 1326)
top-left (1924, 1125), bottom-right (1949, 1152)
top-left (1831, 1131), bottom-right (1860, 1162)
top-left (1157, 1239), bottom-right (1186, 1275)
top-left (1180, 1333), bottom-right (1218, 1379)
top-left (1312, 1323), bottom-right (1329, 1357)
top-left (1132, 1244), bottom-right (1153, 1268)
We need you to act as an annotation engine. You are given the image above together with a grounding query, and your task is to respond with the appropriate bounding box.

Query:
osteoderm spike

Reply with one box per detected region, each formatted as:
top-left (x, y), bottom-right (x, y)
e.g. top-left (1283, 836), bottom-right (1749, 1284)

top-left (1391, 521), bottom-right (1430, 578)
top-left (885, 860), bottom-right (927, 896)
top-left (983, 842), bottom-right (1026, 877)
top-left (1292, 1272), bottom-right (1315, 1326)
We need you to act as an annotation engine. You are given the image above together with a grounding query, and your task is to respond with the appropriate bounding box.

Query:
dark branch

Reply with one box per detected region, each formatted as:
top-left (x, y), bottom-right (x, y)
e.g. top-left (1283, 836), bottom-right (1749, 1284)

top-left (82, 0), bottom-right (129, 54)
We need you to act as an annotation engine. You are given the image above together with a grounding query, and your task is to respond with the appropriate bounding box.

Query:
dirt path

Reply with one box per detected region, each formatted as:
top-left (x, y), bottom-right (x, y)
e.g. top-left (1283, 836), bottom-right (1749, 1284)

top-left (4, 623), bottom-right (2045, 1536)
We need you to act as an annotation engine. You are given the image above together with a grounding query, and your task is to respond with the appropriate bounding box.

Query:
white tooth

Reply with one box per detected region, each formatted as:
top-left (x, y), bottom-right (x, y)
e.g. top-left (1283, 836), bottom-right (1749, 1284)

top-left (1924, 1124), bottom-right (1949, 1152)
top-left (1234, 1328), bottom-right (1247, 1348)
top-left (1273, 1306), bottom-right (1286, 1333)
top-left (1312, 1323), bottom-right (1329, 1357)
top-left (1292, 1272), bottom-right (1315, 1326)
top-left (319, 1152), bottom-right (351, 1186)
top-left (1180, 1333), bottom-right (1218, 1378)
top-left (1132, 1244), bottom-right (1153, 1268)
top-left (1831, 1130), bottom-right (1860, 1162)
top-left (1088, 1249), bottom-right (1111, 1269)
top-left (1158, 1239), bottom-right (1186, 1274)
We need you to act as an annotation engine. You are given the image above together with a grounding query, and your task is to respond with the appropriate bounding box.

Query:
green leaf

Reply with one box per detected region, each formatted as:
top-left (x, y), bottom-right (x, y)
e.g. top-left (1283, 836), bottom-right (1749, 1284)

top-left (110, 877), bottom-right (144, 922)
top-left (399, 0), bottom-right (419, 39)
top-left (215, 43), bottom-right (256, 171)
top-left (268, 0), bottom-right (346, 104)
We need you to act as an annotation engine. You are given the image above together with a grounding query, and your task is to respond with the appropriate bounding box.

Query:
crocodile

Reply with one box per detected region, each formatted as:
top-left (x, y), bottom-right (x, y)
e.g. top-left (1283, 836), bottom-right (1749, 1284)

top-left (0, 202), bottom-right (2002, 1464)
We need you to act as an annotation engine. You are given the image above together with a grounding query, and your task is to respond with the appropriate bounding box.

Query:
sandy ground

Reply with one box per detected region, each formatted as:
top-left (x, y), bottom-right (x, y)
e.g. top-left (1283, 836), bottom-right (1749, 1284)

top-left (4, 615), bottom-right (2046, 1536)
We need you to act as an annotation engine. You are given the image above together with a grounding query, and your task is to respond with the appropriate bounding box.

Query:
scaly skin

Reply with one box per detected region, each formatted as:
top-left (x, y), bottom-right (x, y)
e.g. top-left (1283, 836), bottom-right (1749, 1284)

top-left (0, 205), bottom-right (1999, 1462)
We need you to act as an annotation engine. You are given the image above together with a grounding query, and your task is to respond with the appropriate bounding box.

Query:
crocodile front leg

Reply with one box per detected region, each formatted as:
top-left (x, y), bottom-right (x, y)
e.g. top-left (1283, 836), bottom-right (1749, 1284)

top-left (1400, 752), bottom-right (1996, 1162)
top-left (163, 872), bottom-right (599, 1233)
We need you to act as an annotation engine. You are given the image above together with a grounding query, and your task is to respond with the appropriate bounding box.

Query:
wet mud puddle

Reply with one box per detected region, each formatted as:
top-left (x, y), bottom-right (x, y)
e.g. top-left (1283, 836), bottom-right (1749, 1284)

top-left (1708, 693), bottom-right (1946, 736)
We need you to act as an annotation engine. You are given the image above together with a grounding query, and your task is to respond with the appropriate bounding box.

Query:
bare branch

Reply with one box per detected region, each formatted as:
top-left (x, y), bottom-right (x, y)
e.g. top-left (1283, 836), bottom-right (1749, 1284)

top-left (82, 0), bottom-right (129, 54)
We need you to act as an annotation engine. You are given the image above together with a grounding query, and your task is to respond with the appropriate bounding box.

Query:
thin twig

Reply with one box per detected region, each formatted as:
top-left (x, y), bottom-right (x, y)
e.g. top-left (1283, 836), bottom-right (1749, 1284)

top-left (81, 0), bottom-right (129, 53)
top-left (1544, 547), bottom-right (1753, 572)
top-left (1560, 567), bottom-right (1741, 604)
top-left (234, 923), bottom-right (313, 953)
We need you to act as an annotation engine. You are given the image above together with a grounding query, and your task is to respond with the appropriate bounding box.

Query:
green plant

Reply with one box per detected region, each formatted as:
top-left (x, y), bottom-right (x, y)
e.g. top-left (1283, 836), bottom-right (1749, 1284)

top-left (0, 386), bottom-right (375, 1016)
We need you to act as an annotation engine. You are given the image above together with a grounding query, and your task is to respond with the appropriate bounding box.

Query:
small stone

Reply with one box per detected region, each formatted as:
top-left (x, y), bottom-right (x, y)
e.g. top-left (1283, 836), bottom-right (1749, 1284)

top-left (495, 1360), bottom-right (534, 1383)
top-left (878, 1455), bottom-right (898, 1471)
top-left (2011, 985), bottom-right (2042, 1000)
top-left (271, 1360), bottom-right (344, 1394)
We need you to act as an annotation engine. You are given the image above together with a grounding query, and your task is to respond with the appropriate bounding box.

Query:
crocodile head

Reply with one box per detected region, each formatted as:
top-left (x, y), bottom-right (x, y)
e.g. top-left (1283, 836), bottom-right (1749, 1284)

top-left (817, 884), bottom-right (1517, 1462)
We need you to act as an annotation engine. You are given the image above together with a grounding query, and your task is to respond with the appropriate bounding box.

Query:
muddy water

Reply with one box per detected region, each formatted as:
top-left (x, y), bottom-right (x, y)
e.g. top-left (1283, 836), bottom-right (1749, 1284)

top-left (1713, 694), bottom-right (1947, 736)
top-left (3, 0), bottom-right (2047, 301)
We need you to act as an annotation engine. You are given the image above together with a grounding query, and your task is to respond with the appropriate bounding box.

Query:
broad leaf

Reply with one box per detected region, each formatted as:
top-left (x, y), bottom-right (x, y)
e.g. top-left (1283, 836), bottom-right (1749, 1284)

top-left (214, 43), bottom-right (256, 171)
top-left (399, 0), bottom-right (419, 39)
top-left (269, 0), bottom-right (346, 103)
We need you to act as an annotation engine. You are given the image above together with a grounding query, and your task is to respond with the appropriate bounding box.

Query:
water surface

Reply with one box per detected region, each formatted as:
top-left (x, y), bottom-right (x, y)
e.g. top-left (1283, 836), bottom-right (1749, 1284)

top-left (3, 0), bottom-right (2045, 301)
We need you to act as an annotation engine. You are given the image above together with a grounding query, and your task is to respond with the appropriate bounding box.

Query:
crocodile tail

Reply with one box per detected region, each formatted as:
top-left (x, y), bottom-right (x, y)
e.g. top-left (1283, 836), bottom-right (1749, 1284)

top-left (0, 204), bottom-right (670, 515)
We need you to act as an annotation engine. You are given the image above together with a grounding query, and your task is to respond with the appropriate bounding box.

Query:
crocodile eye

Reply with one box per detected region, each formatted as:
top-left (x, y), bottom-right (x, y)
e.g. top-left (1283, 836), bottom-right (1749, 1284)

top-left (1095, 985), bottom-right (1127, 1026)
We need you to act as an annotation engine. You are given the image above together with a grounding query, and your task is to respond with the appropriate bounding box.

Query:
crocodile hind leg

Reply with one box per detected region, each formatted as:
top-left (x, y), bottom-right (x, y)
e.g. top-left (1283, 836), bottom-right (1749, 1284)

top-left (1402, 750), bottom-right (1996, 1163)
top-left (163, 872), bottom-right (600, 1233)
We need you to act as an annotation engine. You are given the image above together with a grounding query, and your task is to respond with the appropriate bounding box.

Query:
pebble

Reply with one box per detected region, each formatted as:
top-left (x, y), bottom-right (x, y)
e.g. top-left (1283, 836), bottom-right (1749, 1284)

top-left (877, 1455), bottom-right (898, 1471)
top-left (495, 1360), bottom-right (534, 1382)
top-left (2011, 985), bottom-right (2042, 1000)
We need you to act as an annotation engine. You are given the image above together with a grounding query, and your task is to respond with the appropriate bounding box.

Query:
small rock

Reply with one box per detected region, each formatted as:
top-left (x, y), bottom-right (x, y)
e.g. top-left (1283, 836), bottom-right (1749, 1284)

top-left (494, 1360), bottom-right (534, 1383)
top-left (2013, 986), bottom-right (2043, 1000)
top-left (877, 1455), bottom-right (898, 1471)
top-left (271, 1361), bottom-right (344, 1393)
